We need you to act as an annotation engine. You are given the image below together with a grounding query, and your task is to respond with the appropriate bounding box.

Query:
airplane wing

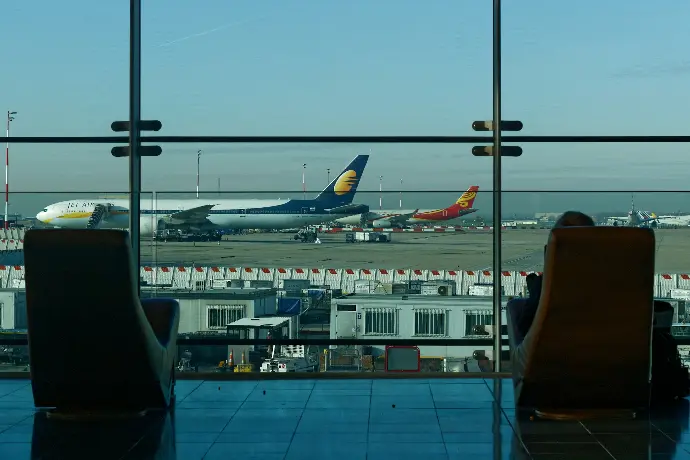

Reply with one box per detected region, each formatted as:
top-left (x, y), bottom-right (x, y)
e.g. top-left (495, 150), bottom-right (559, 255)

top-left (372, 209), bottom-right (419, 225)
top-left (325, 204), bottom-right (370, 215)
top-left (167, 204), bottom-right (216, 223)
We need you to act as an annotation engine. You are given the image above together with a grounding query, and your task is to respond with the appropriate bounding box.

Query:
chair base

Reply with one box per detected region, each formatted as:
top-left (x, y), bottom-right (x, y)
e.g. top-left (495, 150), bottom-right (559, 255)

top-left (532, 408), bottom-right (638, 421)
top-left (45, 409), bottom-right (148, 421)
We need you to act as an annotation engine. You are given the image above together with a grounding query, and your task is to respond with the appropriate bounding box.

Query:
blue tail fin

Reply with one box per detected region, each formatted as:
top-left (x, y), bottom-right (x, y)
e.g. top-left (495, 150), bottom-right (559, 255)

top-left (314, 154), bottom-right (369, 206)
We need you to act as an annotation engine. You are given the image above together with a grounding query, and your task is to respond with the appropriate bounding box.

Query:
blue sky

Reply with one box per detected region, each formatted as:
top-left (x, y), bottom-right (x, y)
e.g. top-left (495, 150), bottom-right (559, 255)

top-left (2, 0), bottom-right (690, 216)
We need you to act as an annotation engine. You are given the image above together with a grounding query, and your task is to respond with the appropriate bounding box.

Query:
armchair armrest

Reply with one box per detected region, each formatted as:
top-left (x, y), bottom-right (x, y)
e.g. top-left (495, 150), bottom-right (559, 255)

top-left (506, 298), bottom-right (528, 349)
top-left (141, 298), bottom-right (180, 348)
top-left (506, 298), bottom-right (532, 390)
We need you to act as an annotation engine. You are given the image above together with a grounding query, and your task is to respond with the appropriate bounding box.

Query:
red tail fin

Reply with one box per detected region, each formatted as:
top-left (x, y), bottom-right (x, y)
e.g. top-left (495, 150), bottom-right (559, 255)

top-left (455, 186), bottom-right (479, 209)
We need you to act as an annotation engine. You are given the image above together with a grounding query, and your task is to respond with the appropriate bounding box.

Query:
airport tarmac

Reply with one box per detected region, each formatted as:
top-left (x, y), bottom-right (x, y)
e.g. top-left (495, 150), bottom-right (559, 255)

top-left (139, 228), bottom-right (690, 273)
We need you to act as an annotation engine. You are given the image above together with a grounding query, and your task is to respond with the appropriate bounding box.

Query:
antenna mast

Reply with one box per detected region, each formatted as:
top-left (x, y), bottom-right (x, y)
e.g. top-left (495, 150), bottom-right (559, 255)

top-left (5, 111), bottom-right (17, 230)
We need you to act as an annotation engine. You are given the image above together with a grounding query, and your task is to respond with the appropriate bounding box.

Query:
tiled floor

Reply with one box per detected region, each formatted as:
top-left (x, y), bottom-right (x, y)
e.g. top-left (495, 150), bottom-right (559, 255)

top-left (0, 378), bottom-right (689, 459)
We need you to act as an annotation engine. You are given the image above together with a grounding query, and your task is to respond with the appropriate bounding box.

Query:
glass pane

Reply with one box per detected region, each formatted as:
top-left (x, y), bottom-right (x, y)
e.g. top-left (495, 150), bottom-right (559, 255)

top-left (134, 142), bottom-right (500, 372)
top-left (1, 180), bottom-right (154, 374)
top-left (141, 1), bottom-right (492, 135)
top-left (4, 4), bottom-right (128, 136)
top-left (503, 1), bottom-right (688, 135)
top-left (143, 143), bottom-right (492, 273)
top-left (499, 142), bottom-right (690, 370)
top-left (0, 142), bottom-right (132, 370)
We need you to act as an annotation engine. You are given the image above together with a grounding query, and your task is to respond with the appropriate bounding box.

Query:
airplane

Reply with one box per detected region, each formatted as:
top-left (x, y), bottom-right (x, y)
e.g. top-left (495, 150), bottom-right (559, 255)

top-left (608, 195), bottom-right (667, 228)
top-left (334, 185), bottom-right (480, 228)
top-left (36, 155), bottom-right (371, 235)
top-left (651, 213), bottom-right (690, 227)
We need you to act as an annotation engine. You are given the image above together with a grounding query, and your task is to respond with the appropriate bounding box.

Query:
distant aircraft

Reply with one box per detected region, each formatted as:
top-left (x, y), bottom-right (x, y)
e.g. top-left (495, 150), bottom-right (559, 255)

top-left (609, 195), bottom-right (662, 227)
top-left (651, 213), bottom-right (690, 227)
top-left (335, 185), bottom-right (480, 228)
top-left (36, 155), bottom-right (371, 234)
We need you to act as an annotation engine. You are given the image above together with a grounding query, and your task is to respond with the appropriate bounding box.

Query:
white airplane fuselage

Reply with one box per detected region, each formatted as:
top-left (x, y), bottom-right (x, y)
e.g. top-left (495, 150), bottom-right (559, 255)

top-left (37, 198), bottom-right (361, 234)
top-left (336, 209), bottom-right (448, 226)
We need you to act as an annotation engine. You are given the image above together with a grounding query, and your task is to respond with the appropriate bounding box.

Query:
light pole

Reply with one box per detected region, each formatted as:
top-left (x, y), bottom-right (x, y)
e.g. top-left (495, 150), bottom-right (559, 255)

top-left (196, 149), bottom-right (202, 199)
top-left (379, 175), bottom-right (383, 210)
top-left (5, 111), bottom-right (17, 230)
top-left (400, 178), bottom-right (403, 209)
top-left (327, 168), bottom-right (330, 185)
top-left (302, 163), bottom-right (307, 199)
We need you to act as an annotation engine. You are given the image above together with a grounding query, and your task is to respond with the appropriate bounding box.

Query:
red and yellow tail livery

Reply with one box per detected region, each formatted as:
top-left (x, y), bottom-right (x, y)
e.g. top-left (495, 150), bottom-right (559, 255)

top-left (411, 186), bottom-right (479, 222)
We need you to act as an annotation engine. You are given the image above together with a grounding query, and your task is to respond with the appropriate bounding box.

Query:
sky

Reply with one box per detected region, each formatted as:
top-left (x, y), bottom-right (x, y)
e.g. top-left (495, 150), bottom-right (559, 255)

top-left (2, 0), bottom-right (690, 217)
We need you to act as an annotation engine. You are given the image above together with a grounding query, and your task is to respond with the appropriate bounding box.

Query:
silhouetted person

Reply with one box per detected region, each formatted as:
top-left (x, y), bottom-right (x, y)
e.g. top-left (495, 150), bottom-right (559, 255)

top-left (507, 211), bottom-right (595, 344)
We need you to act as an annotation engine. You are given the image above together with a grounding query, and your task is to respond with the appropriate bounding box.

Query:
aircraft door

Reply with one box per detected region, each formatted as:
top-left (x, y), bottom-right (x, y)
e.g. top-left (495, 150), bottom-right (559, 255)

top-left (239, 209), bottom-right (247, 218)
top-left (443, 209), bottom-right (448, 217)
top-left (301, 207), bottom-right (310, 214)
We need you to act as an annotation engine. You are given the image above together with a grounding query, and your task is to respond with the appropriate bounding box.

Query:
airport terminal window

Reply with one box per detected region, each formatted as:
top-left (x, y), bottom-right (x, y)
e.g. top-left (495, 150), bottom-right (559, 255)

top-left (413, 308), bottom-right (448, 337)
top-left (206, 305), bottom-right (245, 329)
top-left (464, 310), bottom-right (493, 337)
top-left (363, 308), bottom-right (399, 336)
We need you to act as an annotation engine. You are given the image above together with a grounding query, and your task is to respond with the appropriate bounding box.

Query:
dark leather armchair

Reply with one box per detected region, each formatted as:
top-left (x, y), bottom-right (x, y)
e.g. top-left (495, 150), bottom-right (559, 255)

top-left (23, 229), bottom-right (180, 413)
top-left (506, 227), bottom-right (655, 416)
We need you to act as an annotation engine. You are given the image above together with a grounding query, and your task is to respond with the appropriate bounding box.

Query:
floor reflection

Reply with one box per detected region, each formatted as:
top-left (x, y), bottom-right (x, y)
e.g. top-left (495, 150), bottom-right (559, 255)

top-left (0, 379), bottom-right (686, 459)
top-left (30, 410), bottom-right (174, 459)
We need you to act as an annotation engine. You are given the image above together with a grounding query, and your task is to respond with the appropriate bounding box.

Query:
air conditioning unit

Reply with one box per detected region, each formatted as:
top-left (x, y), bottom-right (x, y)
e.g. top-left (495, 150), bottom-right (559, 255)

top-left (420, 281), bottom-right (456, 296)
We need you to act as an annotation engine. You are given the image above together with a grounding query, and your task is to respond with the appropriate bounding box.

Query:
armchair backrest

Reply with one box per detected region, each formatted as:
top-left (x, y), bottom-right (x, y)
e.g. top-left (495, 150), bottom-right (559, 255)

top-left (518, 226), bottom-right (655, 407)
top-left (24, 229), bottom-right (153, 381)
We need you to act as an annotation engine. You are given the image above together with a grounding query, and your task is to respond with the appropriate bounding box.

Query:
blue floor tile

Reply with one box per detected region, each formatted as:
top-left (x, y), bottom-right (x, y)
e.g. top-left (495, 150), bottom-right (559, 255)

top-left (170, 442), bottom-right (214, 460)
top-left (203, 441), bottom-right (286, 460)
top-left (0, 377), bottom-right (689, 460)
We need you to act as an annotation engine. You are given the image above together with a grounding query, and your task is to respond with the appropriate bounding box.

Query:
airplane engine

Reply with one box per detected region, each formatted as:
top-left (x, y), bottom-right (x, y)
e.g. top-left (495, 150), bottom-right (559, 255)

top-left (371, 219), bottom-right (393, 228)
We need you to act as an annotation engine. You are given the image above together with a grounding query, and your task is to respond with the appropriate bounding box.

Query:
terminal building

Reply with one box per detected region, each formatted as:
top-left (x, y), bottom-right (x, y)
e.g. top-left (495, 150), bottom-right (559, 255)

top-left (139, 288), bottom-right (278, 334)
top-left (330, 294), bottom-right (507, 365)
